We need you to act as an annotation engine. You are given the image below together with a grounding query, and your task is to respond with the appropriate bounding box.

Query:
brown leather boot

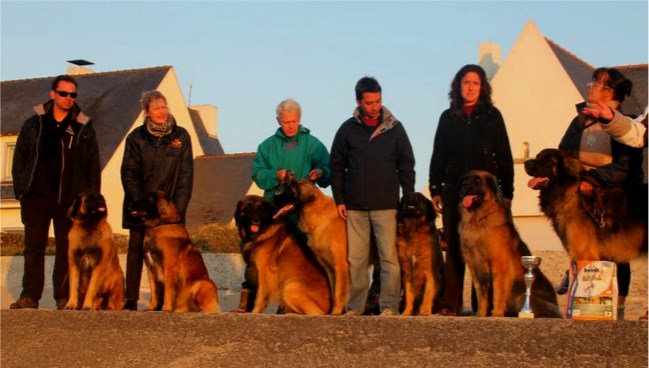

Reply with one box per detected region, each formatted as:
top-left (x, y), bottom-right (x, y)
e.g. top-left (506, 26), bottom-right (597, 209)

top-left (231, 288), bottom-right (256, 313)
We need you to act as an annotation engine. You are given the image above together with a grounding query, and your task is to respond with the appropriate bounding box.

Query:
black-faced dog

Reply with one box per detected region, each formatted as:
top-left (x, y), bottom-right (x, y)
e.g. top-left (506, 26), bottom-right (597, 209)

top-left (396, 192), bottom-right (444, 316)
top-left (234, 195), bottom-right (331, 315)
top-left (272, 178), bottom-right (350, 315)
top-left (66, 191), bottom-right (124, 310)
top-left (524, 148), bottom-right (647, 262)
top-left (458, 170), bottom-right (561, 318)
top-left (141, 191), bottom-right (220, 313)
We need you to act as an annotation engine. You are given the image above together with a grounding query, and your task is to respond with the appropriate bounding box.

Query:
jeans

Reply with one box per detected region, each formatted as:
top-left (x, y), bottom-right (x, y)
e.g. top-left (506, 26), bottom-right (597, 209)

top-left (125, 229), bottom-right (145, 301)
top-left (346, 209), bottom-right (400, 314)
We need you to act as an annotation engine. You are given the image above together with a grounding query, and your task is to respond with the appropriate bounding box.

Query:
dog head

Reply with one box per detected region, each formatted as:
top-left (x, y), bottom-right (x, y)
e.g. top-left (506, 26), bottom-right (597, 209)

top-left (524, 148), bottom-right (582, 190)
top-left (459, 170), bottom-right (503, 211)
top-left (272, 174), bottom-right (319, 218)
top-left (140, 191), bottom-right (181, 227)
top-left (397, 192), bottom-right (436, 224)
top-left (68, 191), bottom-right (107, 226)
top-left (234, 195), bottom-right (277, 241)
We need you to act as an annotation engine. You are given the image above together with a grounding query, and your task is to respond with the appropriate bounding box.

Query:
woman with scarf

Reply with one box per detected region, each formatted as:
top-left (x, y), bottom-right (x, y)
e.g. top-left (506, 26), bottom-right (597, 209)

top-left (120, 90), bottom-right (194, 311)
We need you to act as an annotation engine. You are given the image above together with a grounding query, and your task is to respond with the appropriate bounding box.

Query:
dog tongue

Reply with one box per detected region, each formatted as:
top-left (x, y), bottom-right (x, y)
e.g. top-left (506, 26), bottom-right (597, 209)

top-left (528, 177), bottom-right (548, 189)
top-left (462, 195), bottom-right (477, 208)
top-left (273, 204), bottom-right (294, 219)
top-left (250, 224), bottom-right (259, 233)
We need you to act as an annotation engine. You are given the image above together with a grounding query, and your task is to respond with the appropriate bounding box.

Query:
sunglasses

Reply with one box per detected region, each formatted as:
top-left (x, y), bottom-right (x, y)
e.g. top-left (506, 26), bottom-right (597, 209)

top-left (55, 90), bottom-right (78, 98)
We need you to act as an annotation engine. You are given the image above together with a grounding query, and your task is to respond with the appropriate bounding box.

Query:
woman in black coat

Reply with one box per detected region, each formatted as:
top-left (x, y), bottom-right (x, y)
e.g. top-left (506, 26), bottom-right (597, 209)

top-left (120, 90), bottom-right (194, 310)
top-left (428, 64), bottom-right (514, 316)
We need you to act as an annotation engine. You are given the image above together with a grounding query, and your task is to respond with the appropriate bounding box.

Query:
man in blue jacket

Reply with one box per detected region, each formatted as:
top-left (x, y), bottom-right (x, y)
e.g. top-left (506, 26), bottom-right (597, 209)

top-left (330, 76), bottom-right (415, 315)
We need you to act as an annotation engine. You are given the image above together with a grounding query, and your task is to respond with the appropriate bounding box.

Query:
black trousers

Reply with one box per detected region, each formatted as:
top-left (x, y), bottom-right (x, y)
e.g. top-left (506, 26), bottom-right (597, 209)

top-left (125, 229), bottom-right (145, 301)
top-left (20, 194), bottom-right (71, 301)
top-left (438, 185), bottom-right (464, 313)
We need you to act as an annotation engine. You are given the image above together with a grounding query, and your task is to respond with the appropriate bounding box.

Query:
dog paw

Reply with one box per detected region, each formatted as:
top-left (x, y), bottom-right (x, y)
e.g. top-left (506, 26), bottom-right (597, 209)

top-left (64, 302), bottom-right (78, 310)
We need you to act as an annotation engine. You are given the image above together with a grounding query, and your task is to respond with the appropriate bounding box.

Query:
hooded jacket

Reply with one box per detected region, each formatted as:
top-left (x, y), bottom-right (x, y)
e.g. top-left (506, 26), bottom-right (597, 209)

top-left (120, 116), bottom-right (193, 229)
top-left (428, 102), bottom-right (514, 200)
top-left (252, 125), bottom-right (331, 199)
top-left (330, 106), bottom-right (415, 210)
top-left (12, 100), bottom-right (101, 205)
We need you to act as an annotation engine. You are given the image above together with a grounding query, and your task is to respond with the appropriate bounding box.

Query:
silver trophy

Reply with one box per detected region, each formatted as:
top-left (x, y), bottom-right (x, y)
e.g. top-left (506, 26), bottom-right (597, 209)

top-left (519, 256), bottom-right (541, 318)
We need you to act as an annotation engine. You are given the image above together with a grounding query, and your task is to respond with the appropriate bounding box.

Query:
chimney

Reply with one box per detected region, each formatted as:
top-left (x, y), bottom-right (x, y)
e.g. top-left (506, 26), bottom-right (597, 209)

top-left (190, 104), bottom-right (219, 138)
top-left (478, 43), bottom-right (501, 80)
top-left (66, 59), bottom-right (94, 75)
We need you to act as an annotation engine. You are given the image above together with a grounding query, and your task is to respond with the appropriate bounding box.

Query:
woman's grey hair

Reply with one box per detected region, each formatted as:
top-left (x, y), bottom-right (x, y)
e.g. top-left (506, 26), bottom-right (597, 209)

top-left (276, 98), bottom-right (301, 117)
top-left (140, 90), bottom-right (167, 111)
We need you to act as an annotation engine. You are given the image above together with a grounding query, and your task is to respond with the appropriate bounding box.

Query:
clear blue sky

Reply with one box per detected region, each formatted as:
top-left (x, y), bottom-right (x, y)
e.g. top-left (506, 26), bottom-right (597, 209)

top-left (2, 1), bottom-right (647, 191)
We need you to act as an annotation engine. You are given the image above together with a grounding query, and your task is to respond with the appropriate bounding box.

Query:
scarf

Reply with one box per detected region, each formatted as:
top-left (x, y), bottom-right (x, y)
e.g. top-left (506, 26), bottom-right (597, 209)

top-left (145, 115), bottom-right (175, 138)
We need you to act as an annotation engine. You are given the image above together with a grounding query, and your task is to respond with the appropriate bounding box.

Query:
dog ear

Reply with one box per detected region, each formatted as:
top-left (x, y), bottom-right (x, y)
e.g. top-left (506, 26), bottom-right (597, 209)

top-left (485, 174), bottom-right (505, 205)
top-left (67, 193), bottom-right (82, 220)
top-left (560, 153), bottom-right (582, 178)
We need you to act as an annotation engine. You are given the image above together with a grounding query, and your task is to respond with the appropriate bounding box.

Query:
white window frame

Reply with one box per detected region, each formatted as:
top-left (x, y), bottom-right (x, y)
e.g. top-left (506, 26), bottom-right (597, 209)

top-left (2, 142), bottom-right (15, 182)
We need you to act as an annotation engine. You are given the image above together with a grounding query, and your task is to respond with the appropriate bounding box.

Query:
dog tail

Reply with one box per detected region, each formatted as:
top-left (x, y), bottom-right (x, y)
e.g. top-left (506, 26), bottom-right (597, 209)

top-left (185, 280), bottom-right (221, 313)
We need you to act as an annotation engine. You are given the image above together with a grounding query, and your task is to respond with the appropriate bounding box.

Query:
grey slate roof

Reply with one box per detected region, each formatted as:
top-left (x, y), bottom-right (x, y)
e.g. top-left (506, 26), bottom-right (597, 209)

top-left (185, 153), bottom-right (257, 228)
top-left (547, 38), bottom-right (648, 116)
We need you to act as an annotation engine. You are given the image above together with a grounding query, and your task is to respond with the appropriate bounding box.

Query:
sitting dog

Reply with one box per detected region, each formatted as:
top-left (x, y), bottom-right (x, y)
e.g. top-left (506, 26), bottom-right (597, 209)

top-left (272, 177), bottom-right (350, 315)
top-left (234, 195), bottom-right (331, 315)
top-left (525, 148), bottom-right (647, 262)
top-left (396, 192), bottom-right (444, 316)
top-left (458, 170), bottom-right (561, 318)
top-left (141, 191), bottom-right (220, 313)
top-left (66, 191), bottom-right (124, 311)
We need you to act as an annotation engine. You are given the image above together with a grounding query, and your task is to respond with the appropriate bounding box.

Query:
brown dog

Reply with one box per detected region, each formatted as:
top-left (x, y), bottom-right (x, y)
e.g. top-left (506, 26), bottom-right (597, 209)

top-left (273, 178), bottom-right (350, 315)
top-left (66, 191), bottom-right (124, 311)
top-left (524, 148), bottom-right (647, 262)
top-left (141, 191), bottom-right (220, 313)
top-left (458, 170), bottom-right (561, 318)
top-left (396, 192), bottom-right (444, 316)
top-left (234, 195), bottom-right (331, 315)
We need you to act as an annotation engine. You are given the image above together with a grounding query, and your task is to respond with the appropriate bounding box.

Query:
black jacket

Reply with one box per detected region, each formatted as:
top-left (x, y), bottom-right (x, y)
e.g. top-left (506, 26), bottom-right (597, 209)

top-left (330, 106), bottom-right (415, 210)
top-left (559, 102), bottom-right (644, 187)
top-left (12, 100), bottom-right (101, 205)
top-left (428, 103), bottom-right (514, 199)
top-left (120, 117), bottom-right (194, 229)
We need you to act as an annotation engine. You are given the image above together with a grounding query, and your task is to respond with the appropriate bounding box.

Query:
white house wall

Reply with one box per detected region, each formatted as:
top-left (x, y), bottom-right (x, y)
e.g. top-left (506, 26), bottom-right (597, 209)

top-left (490, 20), bottom-right (585, 216)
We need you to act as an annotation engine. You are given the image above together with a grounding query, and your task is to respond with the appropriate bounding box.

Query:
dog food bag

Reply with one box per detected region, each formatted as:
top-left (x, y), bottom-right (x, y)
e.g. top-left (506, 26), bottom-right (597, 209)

top-left (565, 260), bottom-right (618, 320)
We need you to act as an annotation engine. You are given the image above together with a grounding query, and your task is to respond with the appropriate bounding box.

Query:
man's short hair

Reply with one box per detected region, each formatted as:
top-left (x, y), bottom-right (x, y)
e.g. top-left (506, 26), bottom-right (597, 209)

top-left (276, 98), bottom-right (301, 117)
top-left (51, 75), bottom-right (78, 91)
top-left (355, 76), bottom-right (381, 101)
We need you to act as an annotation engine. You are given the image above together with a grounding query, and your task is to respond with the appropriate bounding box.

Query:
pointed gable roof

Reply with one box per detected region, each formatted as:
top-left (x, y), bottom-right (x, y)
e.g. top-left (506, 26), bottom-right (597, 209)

top-left (1, 66), bottom-right (171, 169)
top-left (185, 153), bottom-right (257, 228)
top-left (546, 39), bottom-right (594, 103)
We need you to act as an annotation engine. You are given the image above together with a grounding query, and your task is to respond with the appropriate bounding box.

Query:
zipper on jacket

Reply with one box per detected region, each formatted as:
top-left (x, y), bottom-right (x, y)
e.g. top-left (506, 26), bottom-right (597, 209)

top-left (58, 138), bottom-right (65, 204)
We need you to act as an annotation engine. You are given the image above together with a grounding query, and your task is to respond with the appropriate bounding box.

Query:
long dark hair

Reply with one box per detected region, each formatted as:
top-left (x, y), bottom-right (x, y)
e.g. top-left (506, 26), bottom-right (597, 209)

top-left (449, 64), bottom-right (492, 117)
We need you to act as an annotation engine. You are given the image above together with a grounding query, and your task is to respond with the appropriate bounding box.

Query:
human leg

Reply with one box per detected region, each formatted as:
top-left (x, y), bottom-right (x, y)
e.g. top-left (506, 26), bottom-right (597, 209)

top-left (345, 210), bottom-right (371, 314)
top-left (17, 195), bottom-right (52, 301)
top-left (617, 262), bottom-right (630, 320)
top-left (124, 229), bottom-right (145, 308)
top-left (52, 204), bottom-right (72, 306)
top-left (438, 187), bottom-right (464, 315)
top-left (371, 209), bottom-right (400, 314)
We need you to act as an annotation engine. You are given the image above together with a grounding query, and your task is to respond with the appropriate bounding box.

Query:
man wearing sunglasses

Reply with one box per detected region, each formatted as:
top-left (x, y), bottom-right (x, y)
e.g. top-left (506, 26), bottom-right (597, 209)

top-left (11, 74), bottom-right (101, 310)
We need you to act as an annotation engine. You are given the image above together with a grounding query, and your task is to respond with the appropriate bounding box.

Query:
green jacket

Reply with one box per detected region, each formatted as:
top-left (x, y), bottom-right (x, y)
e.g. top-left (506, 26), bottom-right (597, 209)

top-left (252, 125), bottom-right (331, 198)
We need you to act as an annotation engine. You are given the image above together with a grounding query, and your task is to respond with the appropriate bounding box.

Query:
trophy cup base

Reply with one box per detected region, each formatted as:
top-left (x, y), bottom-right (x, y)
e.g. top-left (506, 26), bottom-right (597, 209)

top-left (518, 311), bottom-right (535, 319)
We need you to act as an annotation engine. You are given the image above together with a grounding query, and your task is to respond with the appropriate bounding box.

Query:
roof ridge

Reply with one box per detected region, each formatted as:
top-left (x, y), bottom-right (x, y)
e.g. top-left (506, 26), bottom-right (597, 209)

top-left (544, 37), bottom-right (594, 71)
top-left (616, 63), bottom-right (648, 69)
top-left (1, 65), bottom-right (172, 84)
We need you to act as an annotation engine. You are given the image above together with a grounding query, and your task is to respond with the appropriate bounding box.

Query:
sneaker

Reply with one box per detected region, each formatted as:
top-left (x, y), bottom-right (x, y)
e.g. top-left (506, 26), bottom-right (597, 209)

top-left (344, 309), bottom-right (363, 316)
top-left (10, 297), bottom-right (39, 309)
top-left (123, 300), bottom-right (138, 311)
top-left (379, 309), bottom-right (395, 316)
top-left (56, 298), bottom-right (69, 310)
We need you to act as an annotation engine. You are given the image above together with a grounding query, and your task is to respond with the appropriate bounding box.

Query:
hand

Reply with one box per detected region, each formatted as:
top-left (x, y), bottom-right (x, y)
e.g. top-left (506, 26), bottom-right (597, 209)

top-left (583, 100), bottom-right (614, 121)
top-left (431, 195), bottom-right (443, 213)
top-left (307, 169), bottom-right (322, 181)
top-left (579, 181), bottom-right (594, 196)
top-left (336, 204), bottom-right (347, 221)
top-left (276, 169), bottom-right (287, 181)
